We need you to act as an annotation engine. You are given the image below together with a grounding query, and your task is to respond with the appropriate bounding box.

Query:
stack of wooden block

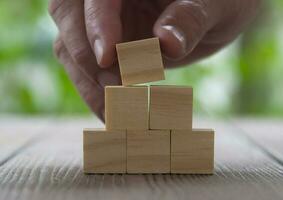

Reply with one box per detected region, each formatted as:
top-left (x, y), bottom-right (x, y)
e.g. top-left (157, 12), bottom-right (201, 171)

top-left (83, 38), bottom-right (214, 174)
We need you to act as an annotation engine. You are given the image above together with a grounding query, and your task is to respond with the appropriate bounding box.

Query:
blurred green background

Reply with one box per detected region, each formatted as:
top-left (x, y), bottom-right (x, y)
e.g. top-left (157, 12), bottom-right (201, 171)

top-left (0, 0), bottom-right (282, 118)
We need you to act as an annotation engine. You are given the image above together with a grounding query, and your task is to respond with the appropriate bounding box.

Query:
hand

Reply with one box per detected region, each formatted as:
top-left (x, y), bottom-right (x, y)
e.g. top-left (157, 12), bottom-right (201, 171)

top-left (49, 0), bottom-right (260, 121)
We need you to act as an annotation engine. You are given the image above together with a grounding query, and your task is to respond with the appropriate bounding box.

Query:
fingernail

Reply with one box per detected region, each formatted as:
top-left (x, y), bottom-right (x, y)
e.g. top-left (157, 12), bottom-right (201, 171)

top-left (162, 25), bottom-right (187, 55)
top-left (94, 39), bottom-right (103, 66)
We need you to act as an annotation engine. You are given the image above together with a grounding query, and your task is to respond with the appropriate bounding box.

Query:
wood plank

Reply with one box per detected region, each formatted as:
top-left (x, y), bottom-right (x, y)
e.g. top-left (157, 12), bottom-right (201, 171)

top-left (0, 117), bottom-right (51, 165)
top-left (0, 117), bottom-right (283, 200)
top-left (233, 118), bottom-right (283, 162)
top-left (116, 37), bottom-right (165, 85)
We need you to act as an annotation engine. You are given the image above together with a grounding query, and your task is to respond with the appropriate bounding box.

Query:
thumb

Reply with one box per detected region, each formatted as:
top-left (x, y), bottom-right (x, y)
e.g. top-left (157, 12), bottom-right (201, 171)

top-left (154, 0), bottom-right (220, 60)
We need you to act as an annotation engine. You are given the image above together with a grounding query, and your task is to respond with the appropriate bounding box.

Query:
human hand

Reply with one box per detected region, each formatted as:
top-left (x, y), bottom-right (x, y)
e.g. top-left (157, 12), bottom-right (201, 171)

top-left (49, 0), bottom-right (260, 121)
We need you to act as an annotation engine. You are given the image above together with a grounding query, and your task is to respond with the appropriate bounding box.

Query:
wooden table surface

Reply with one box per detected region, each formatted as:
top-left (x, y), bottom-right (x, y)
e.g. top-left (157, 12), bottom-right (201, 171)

top-left (0, 116), bottom-right (282, 200)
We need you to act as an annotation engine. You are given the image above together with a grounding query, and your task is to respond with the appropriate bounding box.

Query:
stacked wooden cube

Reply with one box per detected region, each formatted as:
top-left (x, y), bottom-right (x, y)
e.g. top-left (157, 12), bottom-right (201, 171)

top-left (83, 38), bottom-right (214, 174)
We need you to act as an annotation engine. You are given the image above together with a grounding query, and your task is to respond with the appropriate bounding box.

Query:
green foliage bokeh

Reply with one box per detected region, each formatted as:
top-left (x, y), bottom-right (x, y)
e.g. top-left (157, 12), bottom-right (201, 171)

top-left (0, 0), bottom-right (282, 117)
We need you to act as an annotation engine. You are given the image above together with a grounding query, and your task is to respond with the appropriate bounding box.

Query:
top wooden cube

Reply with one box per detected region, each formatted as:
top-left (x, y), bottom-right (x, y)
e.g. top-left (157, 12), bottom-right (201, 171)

top-left (116, 38), bottom-right (165, 86)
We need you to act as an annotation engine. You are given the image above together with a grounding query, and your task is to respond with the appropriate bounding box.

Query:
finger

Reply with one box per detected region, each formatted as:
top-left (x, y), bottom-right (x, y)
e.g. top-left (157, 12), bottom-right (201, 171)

top-left (84, 0), bottom-right (122, 68)
top-left (154, 0), bottom-right (221, 60)
top-left (49, 0), bottom-right (99, 80)
top-left (53, 36), bottom-right (105, 121)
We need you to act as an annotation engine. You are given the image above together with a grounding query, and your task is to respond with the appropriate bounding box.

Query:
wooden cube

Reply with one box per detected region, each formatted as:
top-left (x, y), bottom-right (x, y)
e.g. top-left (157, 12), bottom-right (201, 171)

top-left (171, 129), bottom-right (214, 174)
top-left (83, 129), bottom-right (126, 173)
top-left (127, 130), bottom-right (170, 173)
top-left (150, 86), bottom-right (193, 130)
top-left (105, 86), bottom-right (149, 130)
top-left (116, 38), bottom-right (165, 85)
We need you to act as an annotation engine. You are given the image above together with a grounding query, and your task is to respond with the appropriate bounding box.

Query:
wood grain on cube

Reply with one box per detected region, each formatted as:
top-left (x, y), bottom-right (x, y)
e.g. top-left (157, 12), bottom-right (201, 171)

top-left (116, 38), bottom-right (165, 85)
top-left (105, 86), bottom-right (149, 130)
top-left (83, 129), bottom-right (126, 173)
top-left (171, 129), bottom-right (214, 174)
top-left (127, 130), bottom-right (170, 173)
top-left (150, 86), bottom-right (193, 130)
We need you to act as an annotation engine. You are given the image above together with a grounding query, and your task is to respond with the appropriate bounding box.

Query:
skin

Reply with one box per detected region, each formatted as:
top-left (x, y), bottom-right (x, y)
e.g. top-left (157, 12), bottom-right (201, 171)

top-left (49, 0), bottom-right (260, 121)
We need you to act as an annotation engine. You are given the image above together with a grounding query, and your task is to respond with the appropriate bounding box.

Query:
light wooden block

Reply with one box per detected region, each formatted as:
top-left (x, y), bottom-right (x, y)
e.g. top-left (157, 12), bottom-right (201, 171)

top-left (105, 86), bottom-right (149, 130)
top-left (116, 37), bottom-right (165, 85)
top-left (150, 86), bottom-right (193, 130)
top-left (83, 129), bottom-right (126, 173)
top-left (171, 129), bottom-right (214, 174)
top-left (127, 130), bottom-right (170, 173)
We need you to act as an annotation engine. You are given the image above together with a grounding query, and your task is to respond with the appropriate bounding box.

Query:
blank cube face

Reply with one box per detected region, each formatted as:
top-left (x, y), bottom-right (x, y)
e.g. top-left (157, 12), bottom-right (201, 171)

top-left (105, 86), bottom-right (149, 130)
top-left (171, 129), bottom-right (214, 174)
top-left (127, 130), bottom-right (170, 173)
top-left (150, 86), bottom-right (193, 130)
top-left (116, 38), bottom-right (165, 85)
top-left (83, 129), bottom-right (126, 173)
